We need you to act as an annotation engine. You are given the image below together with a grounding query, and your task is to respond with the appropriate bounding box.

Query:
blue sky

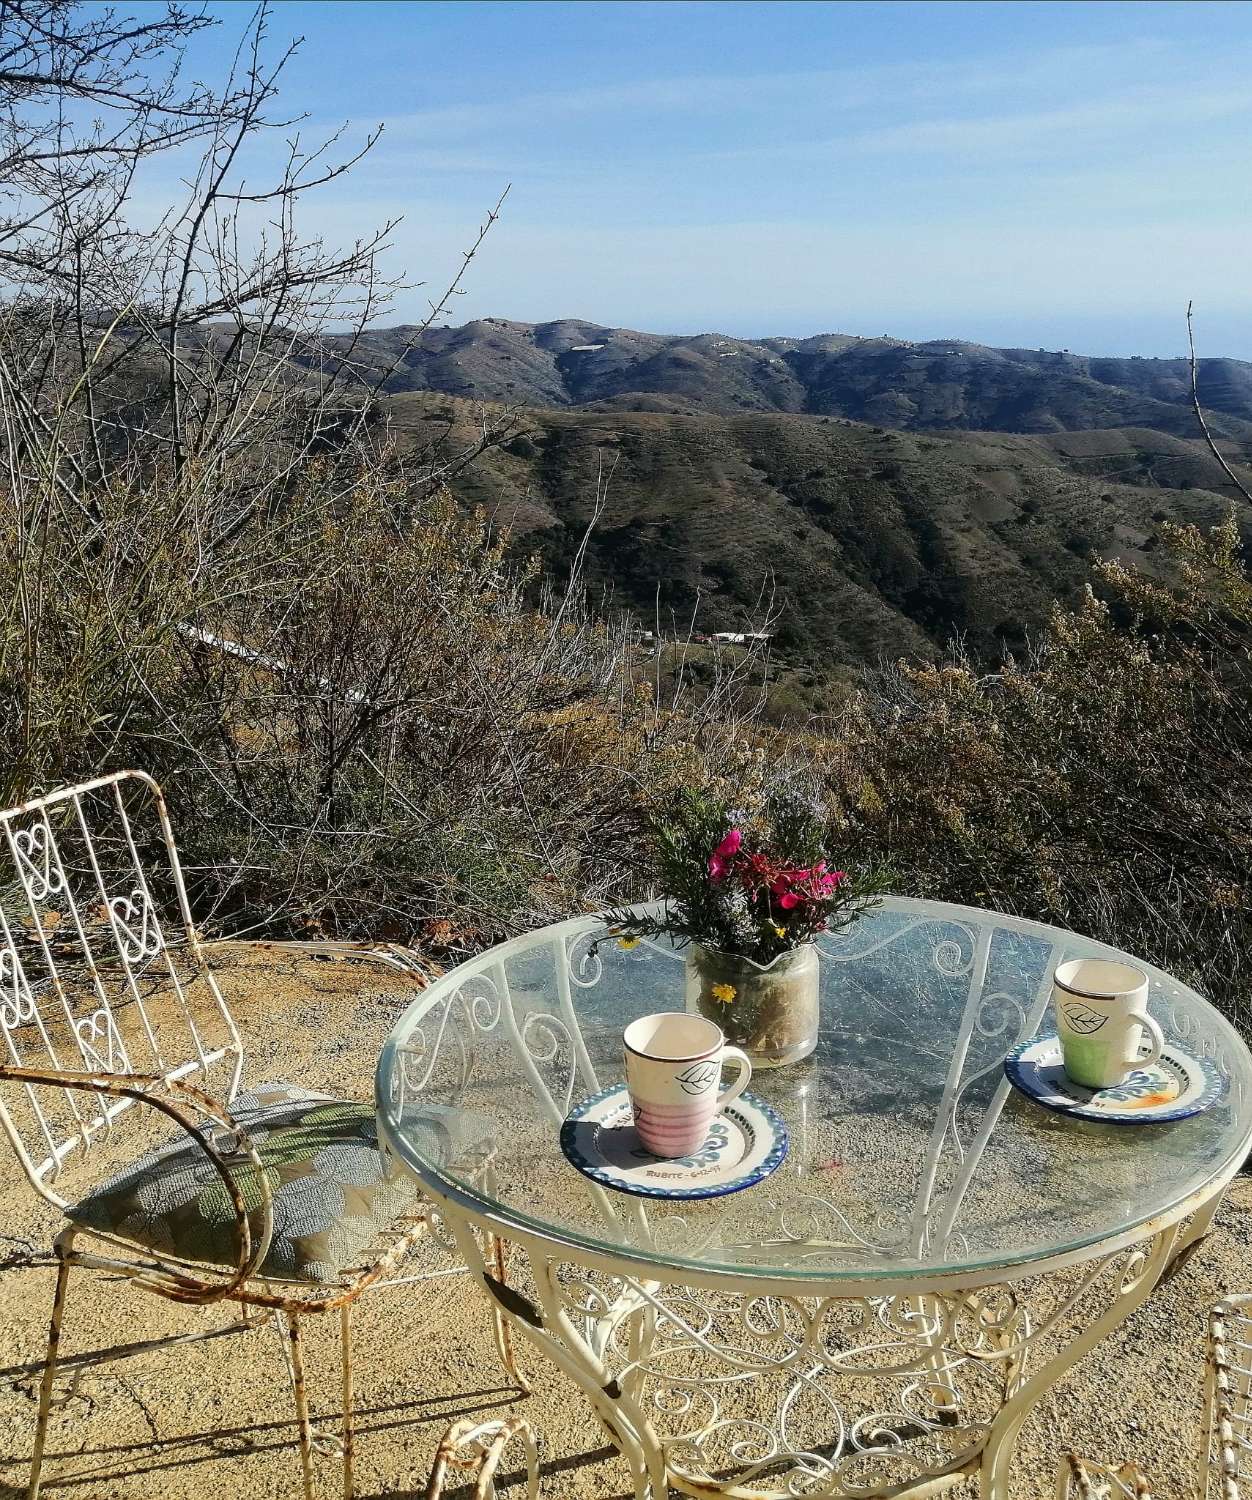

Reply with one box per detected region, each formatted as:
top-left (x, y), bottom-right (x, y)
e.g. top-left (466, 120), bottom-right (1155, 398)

top-left (192, 1), bottom-right (1252, 356)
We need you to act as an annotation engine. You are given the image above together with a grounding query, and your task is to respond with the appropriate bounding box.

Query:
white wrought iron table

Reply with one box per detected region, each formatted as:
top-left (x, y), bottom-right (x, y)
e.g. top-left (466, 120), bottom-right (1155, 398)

top-left (375, 897), bottom-right (1252, 1498)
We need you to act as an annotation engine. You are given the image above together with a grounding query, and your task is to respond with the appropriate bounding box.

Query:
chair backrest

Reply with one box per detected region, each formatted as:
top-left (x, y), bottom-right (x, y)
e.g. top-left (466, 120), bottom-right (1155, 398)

top-left (0, 771), bottom-right (243, 1203)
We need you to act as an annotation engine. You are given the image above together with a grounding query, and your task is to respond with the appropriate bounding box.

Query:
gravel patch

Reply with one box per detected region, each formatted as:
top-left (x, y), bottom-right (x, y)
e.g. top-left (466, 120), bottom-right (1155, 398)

top-left (0, 951), bottom-right (1242, 1498)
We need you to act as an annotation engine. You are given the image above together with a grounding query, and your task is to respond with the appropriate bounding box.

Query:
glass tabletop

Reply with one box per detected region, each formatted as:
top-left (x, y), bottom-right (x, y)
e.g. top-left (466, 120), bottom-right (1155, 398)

top-left (375, 897), bottom-right (1252, 1284)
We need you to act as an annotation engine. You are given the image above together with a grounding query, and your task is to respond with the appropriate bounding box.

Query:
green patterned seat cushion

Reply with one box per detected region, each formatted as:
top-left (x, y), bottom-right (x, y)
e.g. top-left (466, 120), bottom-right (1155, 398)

top-left (68, 1082), bottom-right (419, 1285)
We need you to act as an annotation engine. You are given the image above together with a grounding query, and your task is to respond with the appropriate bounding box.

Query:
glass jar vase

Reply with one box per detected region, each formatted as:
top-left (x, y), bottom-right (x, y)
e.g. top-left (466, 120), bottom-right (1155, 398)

top-left (685, 941), bottom-right (820, 1069)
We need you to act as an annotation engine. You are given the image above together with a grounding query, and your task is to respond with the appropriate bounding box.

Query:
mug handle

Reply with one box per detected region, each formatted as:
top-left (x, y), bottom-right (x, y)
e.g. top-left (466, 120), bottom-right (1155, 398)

top-left (1130, 1011), bottom-right (1165, 1069)
top-left (716, 1046), bottom-right (752, 1111)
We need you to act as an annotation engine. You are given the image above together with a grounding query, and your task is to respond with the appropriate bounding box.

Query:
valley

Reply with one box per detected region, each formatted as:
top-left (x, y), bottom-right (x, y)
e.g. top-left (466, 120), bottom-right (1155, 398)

top-left (390, 390), bottom-right (1252, 676)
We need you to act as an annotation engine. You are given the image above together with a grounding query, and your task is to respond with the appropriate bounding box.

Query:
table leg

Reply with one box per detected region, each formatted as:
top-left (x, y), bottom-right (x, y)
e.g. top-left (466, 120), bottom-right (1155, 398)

top-left (427, 1200), bottom-right (1218, 1500)
top-left (442, 1210), bottom-right (669, 1498)
top-left (979, 1225), bottom-right (1179, 1499)
top-left (1160, 1183), bottom-right (1227, 1287)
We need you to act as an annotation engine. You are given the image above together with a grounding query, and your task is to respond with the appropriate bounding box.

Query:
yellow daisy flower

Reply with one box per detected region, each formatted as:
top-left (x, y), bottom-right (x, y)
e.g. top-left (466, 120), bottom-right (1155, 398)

top-left (773, 926), bottom-right (786, 937)
top-left (710, 981), bottom-right (737, 1004)
top-left (617, 935), bottom-right (640, 951)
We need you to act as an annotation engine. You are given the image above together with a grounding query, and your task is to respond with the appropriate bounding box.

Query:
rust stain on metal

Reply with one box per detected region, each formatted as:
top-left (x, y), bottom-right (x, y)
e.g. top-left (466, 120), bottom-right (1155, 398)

top-left (424, 1415), bottom-right (538, 1500)
top-left (0, 771), bottom-right (498, 1500)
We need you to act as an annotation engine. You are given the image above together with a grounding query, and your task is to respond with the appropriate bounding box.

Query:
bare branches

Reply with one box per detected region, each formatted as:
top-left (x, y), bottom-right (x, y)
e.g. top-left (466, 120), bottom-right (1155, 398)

top-left (0, 0), bottom-right (438, 514)
top-left (1186, 300), bottom-right (1252, 506)
top-left (0, 1), bottom-right (243, 252)
top-left (0, 0), bottom-right (715, 950)
top-left (352, 185), bottom-right (511, 406)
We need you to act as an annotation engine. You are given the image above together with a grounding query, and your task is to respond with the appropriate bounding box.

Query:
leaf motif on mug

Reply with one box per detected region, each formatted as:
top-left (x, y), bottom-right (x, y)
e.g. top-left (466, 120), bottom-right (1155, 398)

top-left (674, 1063), bottom-right (717, 1095)
top-left (1062, 1002), bottom-right (1108, 1035)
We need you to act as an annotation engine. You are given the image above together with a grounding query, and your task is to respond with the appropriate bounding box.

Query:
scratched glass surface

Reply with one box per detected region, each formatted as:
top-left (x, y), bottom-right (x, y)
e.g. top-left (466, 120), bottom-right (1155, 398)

top-left (377, 897), bottom-right (1252, 1282)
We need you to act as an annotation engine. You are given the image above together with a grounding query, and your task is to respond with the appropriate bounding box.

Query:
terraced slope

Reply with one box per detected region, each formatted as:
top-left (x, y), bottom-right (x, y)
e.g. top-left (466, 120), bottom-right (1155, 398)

top-left (389, 393), bottom-right (1252, 667)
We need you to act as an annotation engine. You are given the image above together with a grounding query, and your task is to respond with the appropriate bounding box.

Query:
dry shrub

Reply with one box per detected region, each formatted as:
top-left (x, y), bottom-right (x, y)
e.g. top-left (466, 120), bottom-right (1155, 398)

top-left (832, 516), bottom-right (1252, 1030)
top-left (0, 427), bottom-right (775, 948)
top-left (0, 2), bottom-right (781, 953)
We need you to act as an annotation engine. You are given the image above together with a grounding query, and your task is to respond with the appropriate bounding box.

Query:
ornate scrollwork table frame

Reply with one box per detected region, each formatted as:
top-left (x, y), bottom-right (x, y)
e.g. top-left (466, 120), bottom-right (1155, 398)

top-left (376, 899), bottom-right (1252, 1499)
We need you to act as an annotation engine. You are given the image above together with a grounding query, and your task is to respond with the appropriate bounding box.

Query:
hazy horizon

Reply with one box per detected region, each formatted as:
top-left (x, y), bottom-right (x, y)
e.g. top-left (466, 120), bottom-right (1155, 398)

top-left (366, 308), bottom-right (1245, 363)
top-left (188, 0), bottom-right (1252, 360)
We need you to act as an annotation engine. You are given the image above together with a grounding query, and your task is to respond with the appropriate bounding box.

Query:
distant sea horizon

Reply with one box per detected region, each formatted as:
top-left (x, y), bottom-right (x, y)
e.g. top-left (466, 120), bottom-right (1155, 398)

top-left (352, 308), bottom-right (1252, 364)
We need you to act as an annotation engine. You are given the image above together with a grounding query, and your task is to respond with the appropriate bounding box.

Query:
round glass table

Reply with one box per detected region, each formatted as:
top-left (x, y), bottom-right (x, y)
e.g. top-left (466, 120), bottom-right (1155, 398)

top-left (376, 897), bottom-right (1252, 1498)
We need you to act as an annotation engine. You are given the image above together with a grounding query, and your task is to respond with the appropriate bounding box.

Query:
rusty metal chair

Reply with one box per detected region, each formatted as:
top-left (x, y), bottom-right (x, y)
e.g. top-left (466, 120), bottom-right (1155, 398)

top-left (423, 1415), bottom-right (539, 1498)
top-left (1056, 1294), bottom-right (1252, 1499)
top-left (0, 770), bottom-right (523, 1499)
top-left (1056, 1455), bottom-right (1155, 1500)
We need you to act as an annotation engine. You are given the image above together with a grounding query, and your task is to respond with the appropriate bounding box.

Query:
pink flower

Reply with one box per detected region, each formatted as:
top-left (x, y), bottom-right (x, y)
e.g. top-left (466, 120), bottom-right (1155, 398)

top-left (770, 866), bottom-right (809, 907)
top-left (707, 827), bottom-right (742, 882)
top-left (810, 864), bottom-right (847, 896)
top-left (770, 862), bottom-right (847, 907)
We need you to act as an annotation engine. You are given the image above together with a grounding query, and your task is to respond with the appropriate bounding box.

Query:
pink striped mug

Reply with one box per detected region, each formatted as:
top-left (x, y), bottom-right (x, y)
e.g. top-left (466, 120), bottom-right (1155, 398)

top-left (622, 1012), bottom-right (751, 1159)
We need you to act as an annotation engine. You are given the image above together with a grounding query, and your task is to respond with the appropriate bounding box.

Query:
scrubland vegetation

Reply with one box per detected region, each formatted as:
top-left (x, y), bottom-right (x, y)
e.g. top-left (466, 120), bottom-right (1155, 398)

top-left (840, 525), bottom-right (1252, 1029)
top-left (3, 1), bottom-right (1251, 1036)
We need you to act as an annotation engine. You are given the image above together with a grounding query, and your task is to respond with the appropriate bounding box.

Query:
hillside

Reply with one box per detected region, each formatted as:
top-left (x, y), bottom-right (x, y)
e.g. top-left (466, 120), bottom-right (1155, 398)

top-left (346, 319), bottom-right (1252, 445)
top-left (389, 393), bottom-right (1252, 671)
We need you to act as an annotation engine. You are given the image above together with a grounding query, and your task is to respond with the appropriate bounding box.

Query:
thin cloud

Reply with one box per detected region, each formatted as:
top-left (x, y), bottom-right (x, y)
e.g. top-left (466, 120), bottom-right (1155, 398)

top-left (688, 82), bottom-right (1252, 166)
top-left (844, 86), bottom-right (1252, 157)
top-left (352, 39), bottom-right (1163, 144)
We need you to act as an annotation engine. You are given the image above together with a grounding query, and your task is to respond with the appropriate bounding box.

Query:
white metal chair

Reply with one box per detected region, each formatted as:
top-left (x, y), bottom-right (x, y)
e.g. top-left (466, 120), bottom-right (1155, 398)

top-left (1056, 1294), bottom-right (1252, 1499)
top-left (423, 1415), bottom-right (539, 1499)
top-left (0, 770), bottom-right (524, 1499)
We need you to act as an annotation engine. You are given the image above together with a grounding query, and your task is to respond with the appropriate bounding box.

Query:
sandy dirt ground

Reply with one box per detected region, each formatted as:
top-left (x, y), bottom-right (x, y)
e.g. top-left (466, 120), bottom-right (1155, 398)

top-left (0, 949), bottom-right (1247, 1500)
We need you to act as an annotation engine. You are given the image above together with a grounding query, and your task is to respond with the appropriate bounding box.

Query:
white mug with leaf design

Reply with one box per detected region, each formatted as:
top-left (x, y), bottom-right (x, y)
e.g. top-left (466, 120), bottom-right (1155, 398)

top-left (623, 1012), bottom-right (751, 1158)
top-left (1053, 958), bottom-right (1164, 1089)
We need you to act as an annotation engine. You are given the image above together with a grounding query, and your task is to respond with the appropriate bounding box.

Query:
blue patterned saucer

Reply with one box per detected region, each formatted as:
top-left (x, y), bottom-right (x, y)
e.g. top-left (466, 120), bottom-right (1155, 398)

top-left (1004, 1034), bottom-right (1222, 1124)
top-left (560, 1083), bottom-right (788, 1199)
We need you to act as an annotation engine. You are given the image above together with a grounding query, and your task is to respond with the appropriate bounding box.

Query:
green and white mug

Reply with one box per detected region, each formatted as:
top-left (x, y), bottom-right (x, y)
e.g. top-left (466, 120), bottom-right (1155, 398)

top-left (1053, 957), bottom-right (1164, 1089)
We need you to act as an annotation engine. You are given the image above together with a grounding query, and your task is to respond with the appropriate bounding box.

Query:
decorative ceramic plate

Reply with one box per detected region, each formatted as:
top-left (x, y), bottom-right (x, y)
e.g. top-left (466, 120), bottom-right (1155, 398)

top-left (1004, 1034), bottom-right (1222, 1124)
top-left (560, 1083), bottom-right (788, 1199)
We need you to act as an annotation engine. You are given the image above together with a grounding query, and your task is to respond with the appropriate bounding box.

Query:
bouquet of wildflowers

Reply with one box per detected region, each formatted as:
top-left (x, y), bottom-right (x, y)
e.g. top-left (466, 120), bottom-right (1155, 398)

top-left (610, 785), bottom-right (889, 965)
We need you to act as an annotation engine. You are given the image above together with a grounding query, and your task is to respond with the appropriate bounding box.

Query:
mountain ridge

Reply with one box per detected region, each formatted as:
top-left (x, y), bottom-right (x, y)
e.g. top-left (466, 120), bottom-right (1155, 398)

top-left (343, 318), bottom-right (1252, 443)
